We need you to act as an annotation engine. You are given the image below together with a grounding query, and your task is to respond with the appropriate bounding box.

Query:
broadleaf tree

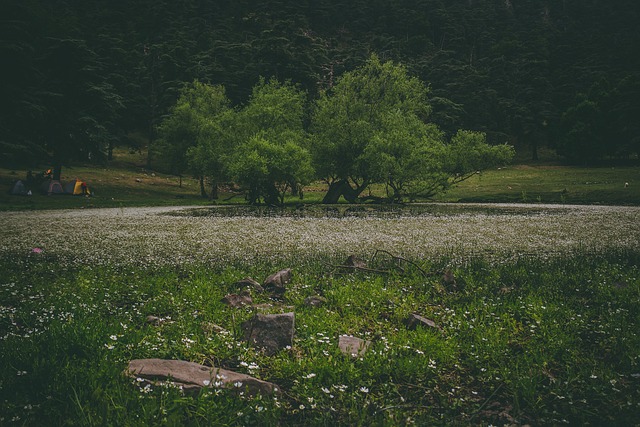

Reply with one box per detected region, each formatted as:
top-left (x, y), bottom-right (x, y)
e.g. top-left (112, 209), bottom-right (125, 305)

top-left (157, 80), bottom-right (230, 195)
top-left (227, 78), bottom-right (313, 205)
top-left (311, 54), bottom-right (514, 203)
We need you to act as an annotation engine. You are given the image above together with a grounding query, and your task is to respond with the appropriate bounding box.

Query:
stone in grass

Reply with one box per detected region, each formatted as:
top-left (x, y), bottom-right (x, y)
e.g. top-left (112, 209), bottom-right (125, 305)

top-left (404, 313), bottom-right (442, 331)
top-left (127, 358), bottom-right (280, 397)
top-left (304, 295), bottom-right (328, 307)
top-left (145, 315), bottom-right (172, 326)
top-left (344, 254), bottom-right (367, 269)
top-left (338, 335), bottom-right (371, 357)
top-left (242, 312), bottom-right (295, 356)
top-left (201, 322), bottom-right (228, 336)
top-left (263, 269), bottom-right (292, 296)
top-left (221, 291), bottom-right (253, 308)
top-left (234, 277), bottom-right (264, 293)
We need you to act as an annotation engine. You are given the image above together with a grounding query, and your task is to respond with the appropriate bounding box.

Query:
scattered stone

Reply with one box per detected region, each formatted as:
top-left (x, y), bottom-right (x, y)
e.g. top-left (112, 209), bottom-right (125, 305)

top-left (126, 358), bottom-right (280, 396)
top-left (135, 178), bottom-right (142, 183)
top-left (614, 281), bottom-right (628, 289)
top-left (146, 315), bottom-right (172, 326)
top-left (405, 313), bottom-right (441, 331)
top-left (441, 269), bottom-right (458, 291)
top-left (242, 312), bottom-right (295, 355)
top-left (304, 295), bottom-right (328, 307)
top-left (201, 322), bottom-right (228, 335)
top-left (146, 315), bottom-right (162, 326)
top-left (338, 335), bottom-right (371, 357)
top-left (344, 254), bottom-right (367, 269)
top-left (221, 291), bottom-right (253, 308)
top-left (263, 269), bottom-right (292, 296)
top-left (253, 303), bottom-right (295, 313)
top-left (234, 277), bottom-right (264, 293)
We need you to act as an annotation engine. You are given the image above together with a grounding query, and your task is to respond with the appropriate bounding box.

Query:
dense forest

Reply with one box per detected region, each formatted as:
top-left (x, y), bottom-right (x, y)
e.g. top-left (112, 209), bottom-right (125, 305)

top-left (1, 0), bottom-right (639, 173)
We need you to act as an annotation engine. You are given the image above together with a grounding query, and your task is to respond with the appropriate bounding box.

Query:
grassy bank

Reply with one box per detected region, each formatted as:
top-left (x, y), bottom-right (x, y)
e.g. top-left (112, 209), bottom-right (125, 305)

top-left (2, 149), bottom-right (639, 210)
top-left (437, 164), bottom-right (640, 205)
top-left (1, 251), bottom-right (638, 425)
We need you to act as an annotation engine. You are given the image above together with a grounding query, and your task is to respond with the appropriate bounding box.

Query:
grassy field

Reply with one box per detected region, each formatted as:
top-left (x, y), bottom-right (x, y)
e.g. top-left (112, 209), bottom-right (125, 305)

top-left (438, 164), bottom-right (640, 205)
top-left (0, 204), bottom-right (639, 425)
top-left (1, 150), bottom-right (639, 425)
top-left (2, 148), bottom-right (640, 210)
top-left (1, 250), bottom-right (638, 425)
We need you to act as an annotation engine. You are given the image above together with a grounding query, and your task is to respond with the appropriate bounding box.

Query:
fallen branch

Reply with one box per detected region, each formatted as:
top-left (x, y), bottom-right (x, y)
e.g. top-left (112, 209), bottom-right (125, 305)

top-left (329, 263), bottom-right (393, 275)
top-left (370, 249), bottom-right (433, 278)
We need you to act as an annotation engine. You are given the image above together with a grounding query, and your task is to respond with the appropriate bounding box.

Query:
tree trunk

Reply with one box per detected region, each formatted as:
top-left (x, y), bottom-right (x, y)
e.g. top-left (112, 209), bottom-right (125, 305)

top-left (531, 139), bottom-right (539, 161)
top-left (322, 180), bottom-right (346, 204)
top-left (199, 176), bottom-right (208, 198)
top-left (210, 180), bottom-right (218, 200)
top-left (322, 180), bottom-right (367, 204)
top-left (52, 149), bottom-right (63, 181)
top-left (53, 164), bottom-right (62, 181)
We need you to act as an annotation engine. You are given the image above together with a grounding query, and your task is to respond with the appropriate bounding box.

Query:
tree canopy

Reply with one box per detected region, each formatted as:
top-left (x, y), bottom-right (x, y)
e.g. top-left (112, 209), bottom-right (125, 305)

top-left (167, 57), bottom-right (512, 205)
top-left (1, 0), bottom-right (637, 173)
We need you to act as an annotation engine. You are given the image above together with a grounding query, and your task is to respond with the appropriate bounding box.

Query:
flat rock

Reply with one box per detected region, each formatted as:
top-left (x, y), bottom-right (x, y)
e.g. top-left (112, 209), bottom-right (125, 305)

top-left (145, 315), bottom-right (173, 326)
top-left (126, 359), bottom-right (280, 396)
top-left (253, 303), bottom-right (295, 313)
top-left (338, 335), bottom-right (371, 357)
top-left (405, 313), bottom-right (441, 331)
top-left (304, 295), bottom-right (328, 307)
top-left (221, 292), bottom-right (253, 308)
top-left (242, 312), bottom-right (295, 355)
top-left (201, 322), bottom-right (228, 336)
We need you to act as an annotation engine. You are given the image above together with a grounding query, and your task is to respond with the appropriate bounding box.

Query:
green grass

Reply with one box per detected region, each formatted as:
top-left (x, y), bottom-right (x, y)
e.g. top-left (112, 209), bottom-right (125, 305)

top-left (2, 149), bottom-right (640, 211)
top-left (1, 251), bottom-right (638, 425)
top-left (437, 164), bottom-right (640, 205)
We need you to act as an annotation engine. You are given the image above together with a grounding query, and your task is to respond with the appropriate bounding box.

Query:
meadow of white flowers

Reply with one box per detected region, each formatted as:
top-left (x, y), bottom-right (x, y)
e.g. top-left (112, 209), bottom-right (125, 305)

top-left (1, 203), bottom-right (638, 266)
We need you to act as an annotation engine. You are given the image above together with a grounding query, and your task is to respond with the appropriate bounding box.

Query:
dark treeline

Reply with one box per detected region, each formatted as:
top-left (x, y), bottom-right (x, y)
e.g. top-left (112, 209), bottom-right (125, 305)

top-left (1, 0), bottom-right (639, 172)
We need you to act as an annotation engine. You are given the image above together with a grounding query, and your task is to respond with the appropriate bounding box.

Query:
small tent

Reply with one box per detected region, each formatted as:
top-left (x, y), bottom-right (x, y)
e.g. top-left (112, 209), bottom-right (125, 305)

top-left (9, 180), bottom-right (29, 195)
top-left (41, 179), bottom-right (64, 195)
top-left (64, 179), bottom-right (90, 195)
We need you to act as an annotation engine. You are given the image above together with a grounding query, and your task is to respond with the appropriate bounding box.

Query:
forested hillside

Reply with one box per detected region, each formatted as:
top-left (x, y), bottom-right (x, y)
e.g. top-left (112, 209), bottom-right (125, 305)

top-left (1, 0), bottom-right (639, 170)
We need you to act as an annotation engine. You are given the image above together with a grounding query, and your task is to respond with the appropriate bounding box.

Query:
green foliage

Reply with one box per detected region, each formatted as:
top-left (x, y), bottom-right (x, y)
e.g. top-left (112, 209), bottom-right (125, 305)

top-left (227, 78), bottom-right (313, 205)
top-left (311, 55), bottom-right (513, 202)
top-left (444, 130), bottom-right (516, 181)
top-left (3, 0), bottom-right (640, 170)
top-left (1, 250), bottom-right (639, 425)
top-left (156, 80), bottom-right (230, 193)
top-left (559, 76), bottom-right (640, 164)
top-left (229, 135), bottom-right (314, 205)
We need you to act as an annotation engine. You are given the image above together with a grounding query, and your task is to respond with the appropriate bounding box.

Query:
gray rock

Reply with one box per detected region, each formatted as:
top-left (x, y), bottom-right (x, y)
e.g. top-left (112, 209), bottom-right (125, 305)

top-left (441, 269), bottom-right (458, 291)
top-left (235, 277), bottom-right (264, 293)
top-left (304, 295), bottom-right (328, 307)
top-left (201, 322), bottom-right (228, 336)
top-left (253, 303), bottom-right (295, 313)
top-left (221, 292), bottom-right (253, 308)
top-left (344, 255), bottom-right (367, 269)
top-left (338, 335), bottom-right (371, 357)
top-left (242, 312), bottom-right (295, 355)
top-left (146, 315), bottom-right (162, 326)
top-left (263, 269), bottom-right (292, 296)
top-left (145, 315), bottom-right (171, 326)
top-left (405, 313), bottom-right (441, 331)
top-left (127, 358), bottom-right (280, 396)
